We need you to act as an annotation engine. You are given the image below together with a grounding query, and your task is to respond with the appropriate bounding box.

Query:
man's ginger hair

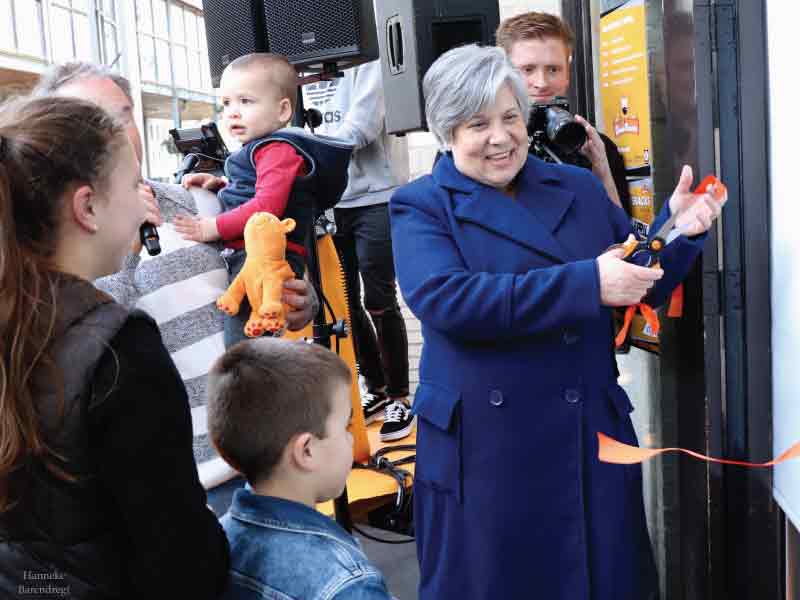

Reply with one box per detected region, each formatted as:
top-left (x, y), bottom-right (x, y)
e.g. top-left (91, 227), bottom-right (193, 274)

top-left (496, 11), bottom-right (575, 57)
top-left (225, 53), bottom-right (298, 113)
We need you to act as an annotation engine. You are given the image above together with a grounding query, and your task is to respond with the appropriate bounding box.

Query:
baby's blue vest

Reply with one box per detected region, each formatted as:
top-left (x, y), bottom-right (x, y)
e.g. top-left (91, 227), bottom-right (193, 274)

top-left (218, 128), bottom-right (353, 255)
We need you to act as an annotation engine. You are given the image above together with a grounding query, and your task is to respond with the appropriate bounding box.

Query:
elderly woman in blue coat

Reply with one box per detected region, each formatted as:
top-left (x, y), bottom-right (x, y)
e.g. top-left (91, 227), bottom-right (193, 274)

top-left (390, 44), bottom-right (725, 600)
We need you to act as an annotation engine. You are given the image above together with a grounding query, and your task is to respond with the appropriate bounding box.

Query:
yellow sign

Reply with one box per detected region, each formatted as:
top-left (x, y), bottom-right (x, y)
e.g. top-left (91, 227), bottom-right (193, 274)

top-left (628, 177), bottom-right (655, 238)
top-left (599, 0), bottom-right (652, 170)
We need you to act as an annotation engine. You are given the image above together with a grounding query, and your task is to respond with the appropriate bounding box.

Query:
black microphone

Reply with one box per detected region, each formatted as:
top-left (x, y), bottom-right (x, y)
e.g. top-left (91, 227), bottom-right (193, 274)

top-left (140, 222), bottom-right (161, 255)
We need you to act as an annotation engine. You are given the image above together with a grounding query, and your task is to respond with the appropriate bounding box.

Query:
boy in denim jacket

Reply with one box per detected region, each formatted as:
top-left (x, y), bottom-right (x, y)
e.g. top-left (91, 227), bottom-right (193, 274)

top-left (207, 338), bottom-right (392, 599)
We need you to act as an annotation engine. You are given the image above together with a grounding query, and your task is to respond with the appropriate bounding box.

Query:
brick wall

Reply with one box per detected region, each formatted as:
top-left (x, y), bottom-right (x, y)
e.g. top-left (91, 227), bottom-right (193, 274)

top-left (400, 0), bottom-right (562, 400)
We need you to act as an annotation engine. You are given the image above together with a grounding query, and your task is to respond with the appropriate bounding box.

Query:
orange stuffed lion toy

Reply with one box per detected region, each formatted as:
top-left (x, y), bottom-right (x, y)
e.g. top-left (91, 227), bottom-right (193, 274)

top-left (217, 212), bottom-right (297, 337)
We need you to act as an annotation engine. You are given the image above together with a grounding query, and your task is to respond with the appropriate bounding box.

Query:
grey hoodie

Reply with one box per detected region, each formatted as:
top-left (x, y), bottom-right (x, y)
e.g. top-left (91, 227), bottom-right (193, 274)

top-left (303, 60), bottom-right (408, 208)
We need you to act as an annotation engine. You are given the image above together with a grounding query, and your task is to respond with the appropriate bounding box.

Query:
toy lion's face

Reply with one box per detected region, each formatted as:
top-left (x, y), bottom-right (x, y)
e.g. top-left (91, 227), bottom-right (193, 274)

top-left (244, 212), bottom-right (297, 259)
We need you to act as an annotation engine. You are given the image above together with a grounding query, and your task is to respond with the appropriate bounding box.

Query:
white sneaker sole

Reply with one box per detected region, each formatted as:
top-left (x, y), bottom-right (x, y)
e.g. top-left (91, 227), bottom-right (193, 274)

top-left (379, 415), bottom-right (417, 442)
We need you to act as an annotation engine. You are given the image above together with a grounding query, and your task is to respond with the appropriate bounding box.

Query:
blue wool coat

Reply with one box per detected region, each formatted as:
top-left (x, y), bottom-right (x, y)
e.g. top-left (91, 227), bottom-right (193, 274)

top-left (390, 154), bottom-right (705, 600)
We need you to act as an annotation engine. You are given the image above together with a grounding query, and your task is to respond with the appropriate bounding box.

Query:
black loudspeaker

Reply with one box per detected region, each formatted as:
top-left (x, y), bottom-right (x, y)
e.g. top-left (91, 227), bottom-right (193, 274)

top-left (375, 0), bottom-right (500, 134)
top-left (203, 0), bottom-right (269, 88)
top-left (262, 0), bottom-right (378, 71)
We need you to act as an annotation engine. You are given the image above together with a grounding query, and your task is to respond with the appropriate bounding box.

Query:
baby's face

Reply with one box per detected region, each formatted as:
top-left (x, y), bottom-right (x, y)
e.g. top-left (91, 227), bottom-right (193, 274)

top-left (219, 68), bottom-right (291, 144)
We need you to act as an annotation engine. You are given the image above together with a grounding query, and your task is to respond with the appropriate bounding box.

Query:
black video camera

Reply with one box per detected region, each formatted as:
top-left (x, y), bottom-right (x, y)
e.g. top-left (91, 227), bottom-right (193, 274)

top-left (527, 96), bottom-right (587, 164)
top-left (169, 122), bottom-right (230, 183)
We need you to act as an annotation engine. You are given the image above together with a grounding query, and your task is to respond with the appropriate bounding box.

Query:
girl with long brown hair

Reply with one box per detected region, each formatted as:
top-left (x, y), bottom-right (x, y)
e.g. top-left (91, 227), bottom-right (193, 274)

top-left (0, 96), bottom-right (228, 598)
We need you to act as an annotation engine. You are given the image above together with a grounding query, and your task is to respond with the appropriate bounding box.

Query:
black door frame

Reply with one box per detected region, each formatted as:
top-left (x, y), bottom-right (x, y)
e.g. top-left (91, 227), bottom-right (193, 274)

top-left (702, 1), bottom-right (782, 598)
top-left (565, 0), bottom-right (781, 597)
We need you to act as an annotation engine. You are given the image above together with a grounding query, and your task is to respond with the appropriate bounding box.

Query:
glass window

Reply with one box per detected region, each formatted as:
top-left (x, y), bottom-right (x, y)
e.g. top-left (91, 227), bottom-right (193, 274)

top-left (15, 0), bottom-right (45, 57)
top-left (49, 5), bottom-right (74, 60)
top-left (139, 34), bottom-right (157, 81)
top-left (133, 2), bottom-right (213, 93)
top-left (0, 0), bottom-right (15, 52)
top-left (136, 0), bottom-right (152, 34)
top-left (199, 20), bottom-right (211, 89)
top-left (152, 0), bottom-right (167, 38)
top-left (188, 50), bottom-right (202, 90)
top-left (185, 11), bottom-right (197, 49)
top-left (156, 38), bottom-right (171, 84)
top-left (97, 0), bottom-right (119, 67)
top-left (169, 2), bottom-right (183, 43)
top-left (73, 13), bottom-right (91, 60)
top-left (48, 0), bottom-right (108, 64)
top-left (145, 117), bottom-right (181, 181)
top-left (103, 22), bottom-right (118, 67)
top-left (173, 45), bottom-right (187, 88)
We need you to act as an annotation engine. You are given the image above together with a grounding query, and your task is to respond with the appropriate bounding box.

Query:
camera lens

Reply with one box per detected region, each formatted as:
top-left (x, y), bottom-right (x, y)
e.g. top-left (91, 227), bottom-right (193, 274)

top-left (545, 107), bottom-right (587, 154)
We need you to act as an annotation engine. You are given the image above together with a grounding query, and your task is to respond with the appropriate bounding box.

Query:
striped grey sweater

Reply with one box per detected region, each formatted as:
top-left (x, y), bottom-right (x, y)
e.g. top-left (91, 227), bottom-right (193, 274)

top-left (95, 181), bottom-right (237, 489)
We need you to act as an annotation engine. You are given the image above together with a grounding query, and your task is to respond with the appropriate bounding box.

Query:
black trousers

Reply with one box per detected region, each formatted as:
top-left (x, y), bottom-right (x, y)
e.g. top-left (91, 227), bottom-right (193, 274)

top-left (333, 203), bottom-right (409, 398)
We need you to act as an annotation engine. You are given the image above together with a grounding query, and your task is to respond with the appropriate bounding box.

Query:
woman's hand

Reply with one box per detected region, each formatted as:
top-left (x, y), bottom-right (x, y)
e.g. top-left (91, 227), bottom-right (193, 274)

top-left (668, 165), bottom-right (727, 237)
top-left (172, 214), bottom-right (220, 242)
top-left (181, 172), bottom-right (226, 191)
top-left (597, 246), bottom-right (664, 306)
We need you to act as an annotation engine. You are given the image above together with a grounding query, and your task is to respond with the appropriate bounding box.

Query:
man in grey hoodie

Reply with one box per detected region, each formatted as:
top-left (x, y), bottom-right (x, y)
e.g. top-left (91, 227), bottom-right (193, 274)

top-left (304, 60), bottom-right (413, 441)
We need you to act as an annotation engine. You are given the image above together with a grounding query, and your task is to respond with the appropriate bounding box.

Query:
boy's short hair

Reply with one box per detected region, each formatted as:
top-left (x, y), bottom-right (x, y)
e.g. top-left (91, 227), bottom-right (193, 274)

top-left (225, 53), bottom-right (299, 113)
top-left (496, 11), bottom-right (575, 56)
top-left (207, 338), bottom-right (351, 485)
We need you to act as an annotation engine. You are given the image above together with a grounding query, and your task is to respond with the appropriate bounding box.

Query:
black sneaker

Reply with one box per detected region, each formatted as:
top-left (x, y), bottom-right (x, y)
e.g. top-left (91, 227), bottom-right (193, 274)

top-left (379, 400), bottom-right (416, 442)
top-left (361, 390), bottom-right (389, 424)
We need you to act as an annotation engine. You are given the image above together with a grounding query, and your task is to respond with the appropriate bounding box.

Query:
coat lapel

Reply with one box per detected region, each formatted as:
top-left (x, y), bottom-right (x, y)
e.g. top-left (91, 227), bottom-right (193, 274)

top-left (435, 154), bottom-right (576, 263)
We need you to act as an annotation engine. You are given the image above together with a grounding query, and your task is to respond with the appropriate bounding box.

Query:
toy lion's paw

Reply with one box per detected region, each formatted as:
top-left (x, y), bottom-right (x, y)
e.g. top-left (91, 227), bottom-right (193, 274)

top-left (265, 317), bottom-right (284, 333)
top-left (217, 296), bottom-right (239, 316)
top-left (244, 316), bottom-right (269, 338)
top-left (244, 315), bottom-right (284, 337)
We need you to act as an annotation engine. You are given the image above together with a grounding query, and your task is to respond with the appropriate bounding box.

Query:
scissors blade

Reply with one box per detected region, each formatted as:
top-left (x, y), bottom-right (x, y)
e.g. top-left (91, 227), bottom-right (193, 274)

top-left (650, 209), bottom-right (680, 242)
top-left (665, 225), bottom-right (690, 245)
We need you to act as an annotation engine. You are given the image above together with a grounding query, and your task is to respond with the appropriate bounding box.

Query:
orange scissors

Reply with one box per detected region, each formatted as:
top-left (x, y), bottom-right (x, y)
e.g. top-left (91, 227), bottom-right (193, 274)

top-left (617, 175), bottom-right (726, 268)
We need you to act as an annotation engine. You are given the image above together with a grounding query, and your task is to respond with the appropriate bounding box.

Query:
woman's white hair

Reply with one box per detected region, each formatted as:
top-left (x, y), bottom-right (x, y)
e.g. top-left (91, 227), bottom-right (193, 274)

top-left (423, 44), bottom-right (530, 150)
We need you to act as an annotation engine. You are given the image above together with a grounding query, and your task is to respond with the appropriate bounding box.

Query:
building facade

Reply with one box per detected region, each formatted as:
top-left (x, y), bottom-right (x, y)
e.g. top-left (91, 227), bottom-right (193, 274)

top-left (0, 0), bottom-right (217, 181)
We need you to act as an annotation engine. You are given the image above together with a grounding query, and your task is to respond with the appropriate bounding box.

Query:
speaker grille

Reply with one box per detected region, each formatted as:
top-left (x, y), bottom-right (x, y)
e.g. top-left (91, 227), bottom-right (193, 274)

top-left (203, 0), bottom-right (268, 87)
top-left (263, 0), bottom-right (361, 64)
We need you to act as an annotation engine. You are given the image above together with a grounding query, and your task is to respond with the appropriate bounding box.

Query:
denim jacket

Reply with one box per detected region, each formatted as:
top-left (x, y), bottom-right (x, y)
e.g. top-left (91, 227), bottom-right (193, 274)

top-left (220, 489), bottom-right (392, 600)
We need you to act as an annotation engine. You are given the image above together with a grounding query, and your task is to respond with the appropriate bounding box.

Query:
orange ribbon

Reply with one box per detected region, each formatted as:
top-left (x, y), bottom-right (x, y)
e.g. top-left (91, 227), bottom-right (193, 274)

top-left (667, 283), bottom-right (684, 317)
top-left (598, 432), bottom-right (800, 467)
top-left (614, 303), bottom-right (660, 348)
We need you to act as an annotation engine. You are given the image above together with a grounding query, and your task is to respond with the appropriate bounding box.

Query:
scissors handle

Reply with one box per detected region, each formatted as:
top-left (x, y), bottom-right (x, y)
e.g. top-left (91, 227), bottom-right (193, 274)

top-left (616, 234), bottom-right (662, 267)
top-left (619, 235), bottom-right (640, 260)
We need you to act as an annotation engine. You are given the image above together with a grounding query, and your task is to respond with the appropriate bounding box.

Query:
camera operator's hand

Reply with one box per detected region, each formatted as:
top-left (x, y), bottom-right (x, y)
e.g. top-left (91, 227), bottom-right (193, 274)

top-left (574, 115), bottom-right (622, 209)
top-left (597, 245), bottom-right (664, 306)
top-left (131, 182), bottom-right (163, 255)
top-left (282, 275), bottom-right (319, 331)
top-left (173, 214), bottom-right (221, 243)
top-left (182, 172), bottom-right (226, 191)
top-left (668, 165), bottom-right (727, 237)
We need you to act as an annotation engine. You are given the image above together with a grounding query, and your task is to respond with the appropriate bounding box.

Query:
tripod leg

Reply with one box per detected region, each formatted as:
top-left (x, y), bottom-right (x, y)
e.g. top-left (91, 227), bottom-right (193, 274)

top-left (283, 234), bottom-right (371, 463)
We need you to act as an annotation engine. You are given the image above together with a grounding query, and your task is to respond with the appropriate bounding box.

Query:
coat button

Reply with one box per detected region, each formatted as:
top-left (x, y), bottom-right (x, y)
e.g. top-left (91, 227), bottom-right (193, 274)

top-left (489, 390), bottom-right (504, 407)
top-left (565, 388), bottom-right (581, 404)
top-left (563, 330), bottom-right (580, 345)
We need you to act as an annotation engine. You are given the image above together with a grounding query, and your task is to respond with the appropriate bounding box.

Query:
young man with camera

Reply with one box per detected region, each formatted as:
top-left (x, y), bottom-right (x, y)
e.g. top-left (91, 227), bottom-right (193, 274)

top-left (497, 11), bottom-right (631, 215)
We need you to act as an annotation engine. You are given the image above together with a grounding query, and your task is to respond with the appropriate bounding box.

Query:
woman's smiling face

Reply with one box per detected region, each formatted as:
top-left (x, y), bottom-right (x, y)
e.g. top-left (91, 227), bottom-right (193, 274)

top-left (450, 82), bottom-right (529, 192)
